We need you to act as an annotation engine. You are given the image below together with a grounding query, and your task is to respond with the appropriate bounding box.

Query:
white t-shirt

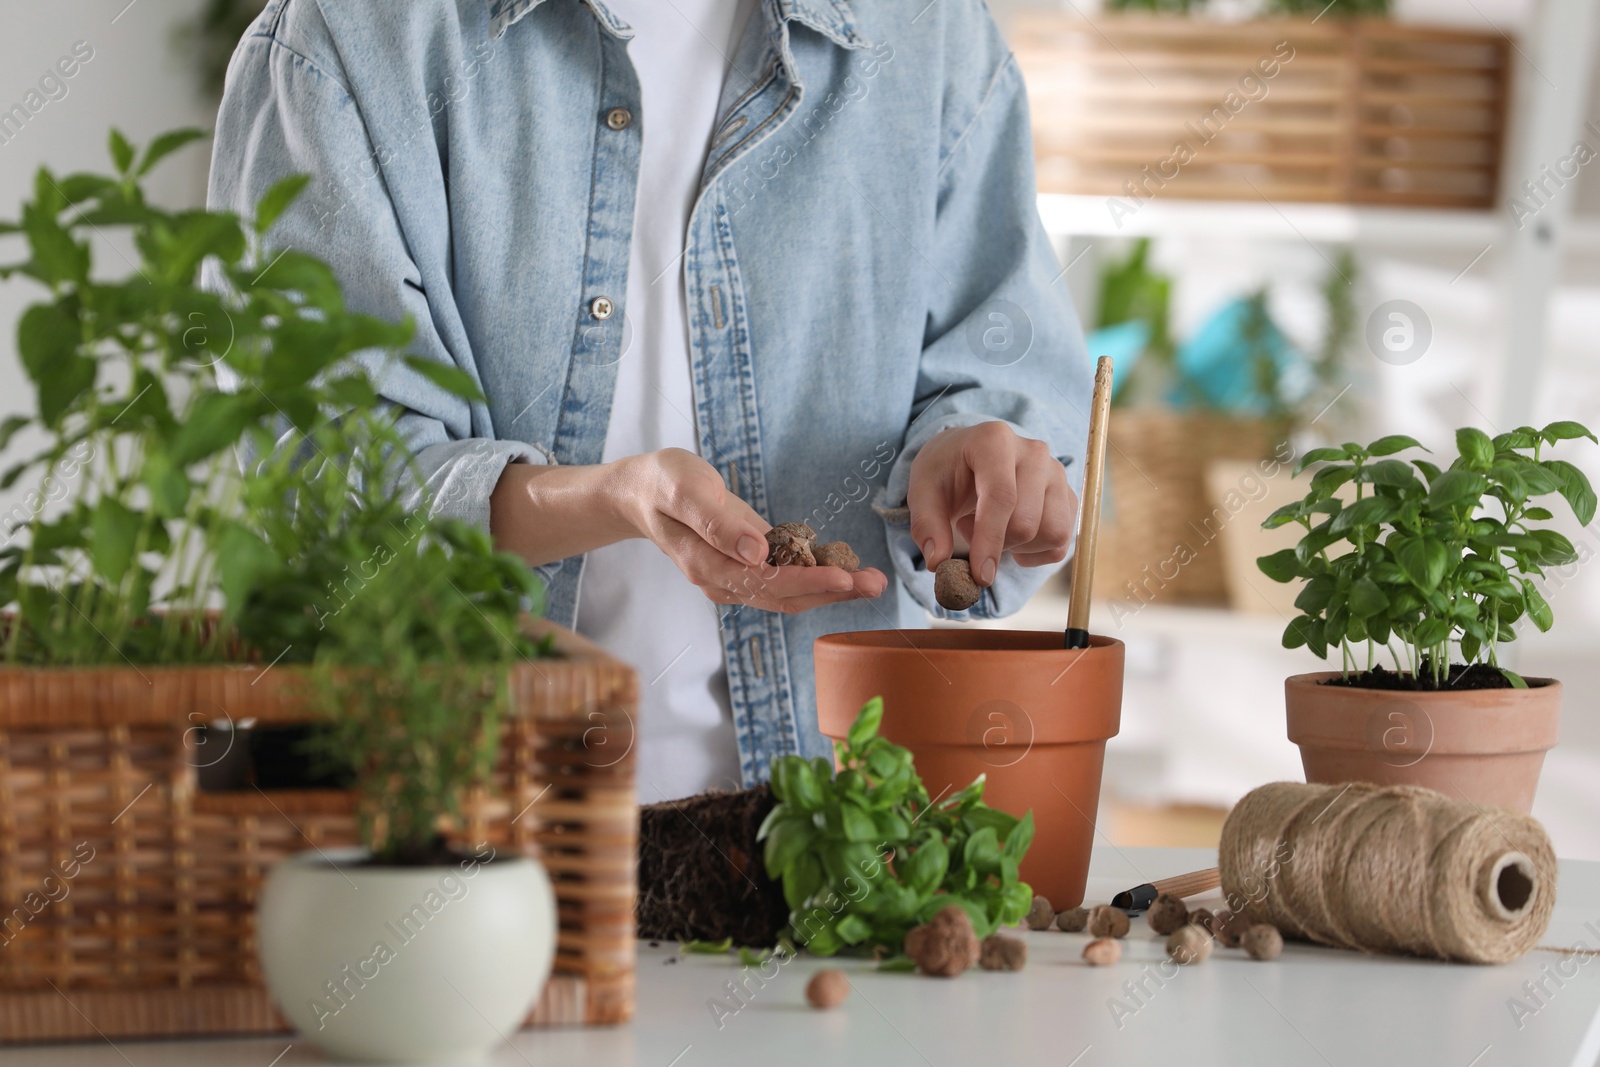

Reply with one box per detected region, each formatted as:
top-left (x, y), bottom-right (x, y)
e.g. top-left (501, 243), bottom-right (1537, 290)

top-left (574, 0), bottom-right (754, 805)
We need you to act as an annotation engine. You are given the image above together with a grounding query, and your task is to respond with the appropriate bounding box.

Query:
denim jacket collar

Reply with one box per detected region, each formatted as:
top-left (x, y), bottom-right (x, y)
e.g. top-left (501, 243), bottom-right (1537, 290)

top-left (487, 0), bottom-right (869, 49)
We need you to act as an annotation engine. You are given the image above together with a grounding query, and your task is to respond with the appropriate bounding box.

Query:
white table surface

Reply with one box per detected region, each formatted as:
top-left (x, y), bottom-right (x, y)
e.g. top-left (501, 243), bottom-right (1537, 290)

top-left (7, 846), bottom-right (1600, 1067)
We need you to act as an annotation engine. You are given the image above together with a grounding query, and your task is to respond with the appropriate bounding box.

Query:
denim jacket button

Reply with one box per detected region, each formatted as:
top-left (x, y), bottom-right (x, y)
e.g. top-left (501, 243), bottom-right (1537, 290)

top-left (605, 107), bottom-right (632, 131)
top-left (589, 296), bottom-right (615, 320)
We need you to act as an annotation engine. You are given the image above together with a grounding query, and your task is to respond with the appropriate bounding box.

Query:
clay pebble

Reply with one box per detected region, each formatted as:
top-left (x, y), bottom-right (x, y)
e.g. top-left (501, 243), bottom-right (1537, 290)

top-left (934, 558), bottom-right (981, 611)
top-left (1166, 924), bottom-right (1212, 965)
top-left (1082, 937), bottom-right (1122, 966)
top-left (813, 541), bottom-right (860, 572)
top-left (979, 934), bottom-right (1028, 972)
top-left (1145, 894), bottom-right (1188, 936)
top-left (905, 904), bottom-right (981, 978)
top-left (1087, 904), bottom-right (1131, 940)
top-left (1055, 906), bottom-right (1089, 933)
top-left (765, 523), bottom-right (817, 567)
top-left (806, 969), bottom-right (851, 1008)
top-left (1241, 924), bottom-right (1284, 961)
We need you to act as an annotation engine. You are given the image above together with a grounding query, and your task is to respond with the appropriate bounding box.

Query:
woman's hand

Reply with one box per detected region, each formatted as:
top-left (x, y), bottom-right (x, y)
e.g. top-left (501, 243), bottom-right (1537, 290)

top-left (907, 422), bottom-right (1077, 586)
top-left (492, 448), bottom-right (885, 614)
top-left (611, 449), bottom-right (886, 614)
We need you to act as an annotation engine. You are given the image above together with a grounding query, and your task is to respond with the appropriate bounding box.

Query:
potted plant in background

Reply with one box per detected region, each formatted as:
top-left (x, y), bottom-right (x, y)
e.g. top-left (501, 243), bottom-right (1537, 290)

top-left (0, 129), bottom-right (594, 1054)
top-left (258, 535), bottom-right (556, 1062)
top-left (1257, 424), bottom-right (1596, 811)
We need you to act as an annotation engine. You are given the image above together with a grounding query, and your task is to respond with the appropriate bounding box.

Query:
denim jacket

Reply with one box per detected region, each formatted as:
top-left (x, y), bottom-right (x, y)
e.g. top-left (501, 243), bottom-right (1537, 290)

top-left (206, 0), bottom-right (1092, 782)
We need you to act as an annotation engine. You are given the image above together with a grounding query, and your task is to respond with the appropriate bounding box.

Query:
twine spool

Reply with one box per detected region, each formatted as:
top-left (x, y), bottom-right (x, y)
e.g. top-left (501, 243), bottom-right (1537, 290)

top-left (1218, 781), bottom-right (1556, 964)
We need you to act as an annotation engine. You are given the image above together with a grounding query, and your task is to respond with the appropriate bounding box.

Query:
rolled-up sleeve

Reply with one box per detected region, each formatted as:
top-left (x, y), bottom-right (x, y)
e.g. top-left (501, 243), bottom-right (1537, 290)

top-left (875, 51), bottom-right (1093, 619)
top-left (202, 11), bottom-right (544, 532)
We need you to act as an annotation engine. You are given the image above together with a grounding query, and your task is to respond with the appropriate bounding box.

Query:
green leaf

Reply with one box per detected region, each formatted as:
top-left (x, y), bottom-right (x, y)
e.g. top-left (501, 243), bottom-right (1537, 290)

top-left (962, 826), bottom-right (1001, 874)
top-left (840, 799), bottom-right (876, 843)
top-left (847, 697), bottom-right (884, 751)
top-left (1348, 577), bottom-right (1388, 618)
top-left (403, 355), bottom-right (485, 403)
top-left (1261, 501), bottom-right (1304, 530)
top-left (136, 128), bottom-right (208, 177)
top-left (902, 838), bottom-right (948, 895)
top-left (1516, 461), bottom-right (1562, 495)
top-left (681, 937), bottom-right (733, 955)
top-left (0, 415), bottom-right (30, 453)
top-left (1427, 469), bottom-right (1486, 509)
top-left (1544, 460), bottom-right (1597, 525)
top-left (783, 852), bottom-right (824, 912)
top-left (1531, 529), bottom-right (1578, 566)
top-left (1282, 616), bottom-right (1311, 650)
top-left (22, 201), bottom-right (90, 286)
top-left (762, 814), bottom-right (816, 878)
top-left (171, 393), bottom-right (250, 466)
top-left (1414, 617), bottom-right (1452, 646)
top-left (141, 451), bottom-right (190, 518)
top-left (53, 173), bottom-right (117, 204)
top-left (254, 173), bottom-right (311, 235)
top-left (1310, 464), bottom-right (1354, 495)
top-left (790, 761), bottom-right (822, 811)
top-left (17, 302), bottom-right (79, 385)
top-left (1001, 811), bottom-right (1034, 863)
top-left (835, 914), bottom-right (872, 945)
top-left (1294, 577), bottom-right (1334, 614)
top-left (1460, 632), bottom-right (1481, 663)
top-left (876, 956), bottom-right (917, 972)
top-left (214, 522), bottom-right (279, 610)
top-left (1502, 669), bottom-right (1529, 689)
top-left (1257, 548), bottom-right (1300, 583)
top-left (90, 497), bottom-right (140, 583)
top-left (1394, 536), bottom-right (1447, 591)
top-left (108, 129), bottom-right (136, 174)
top-left (18, 305), bottom-right (95, 426)
top-left (1361, 459), bottom-right (1419, 488)
top-left (1456, 427), bottom-right (1495, 468)
top-left (1366, 434), bottom-right (1424, 457)
top-left (1540, 420), bottom-right (1597, 444)
top-left (1519, 580), bottom-right (1552, 632)
top-left (247, 249), bottom-right (342, 305)
top-left (1329, 495), bottom-right (1399, 535)
top-left (1294, 446), bottom-right (1350, 474)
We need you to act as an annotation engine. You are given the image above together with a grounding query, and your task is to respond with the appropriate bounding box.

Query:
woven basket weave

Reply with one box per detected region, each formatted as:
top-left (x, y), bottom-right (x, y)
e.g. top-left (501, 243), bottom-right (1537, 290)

top-left (1093, 410), bottom-right (1284, 606)
top-left (0, 620), bottom-right (637, 1042)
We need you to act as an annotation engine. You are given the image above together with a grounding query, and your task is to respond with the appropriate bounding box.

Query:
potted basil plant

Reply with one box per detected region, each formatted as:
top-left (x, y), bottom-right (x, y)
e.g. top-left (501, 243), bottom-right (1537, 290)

top-left (1256, 424), bottom-right (1596, 812)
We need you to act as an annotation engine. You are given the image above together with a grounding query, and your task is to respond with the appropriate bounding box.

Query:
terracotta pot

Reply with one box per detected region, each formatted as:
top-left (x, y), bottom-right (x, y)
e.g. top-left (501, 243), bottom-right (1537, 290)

top-left (814, 630), bottom-right (1123, 909)
top-left (1285, 672), bottom-right (1561, 813)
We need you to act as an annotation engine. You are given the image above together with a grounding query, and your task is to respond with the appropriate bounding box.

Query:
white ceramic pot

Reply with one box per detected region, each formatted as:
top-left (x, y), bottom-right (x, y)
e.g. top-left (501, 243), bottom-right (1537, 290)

top-left (258, 847), bottom-right (555, 1063)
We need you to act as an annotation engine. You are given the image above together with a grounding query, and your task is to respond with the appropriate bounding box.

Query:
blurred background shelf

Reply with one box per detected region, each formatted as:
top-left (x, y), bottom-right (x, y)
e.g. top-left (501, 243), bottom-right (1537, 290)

top-left (1039, 193), bottom-right (1519, 247)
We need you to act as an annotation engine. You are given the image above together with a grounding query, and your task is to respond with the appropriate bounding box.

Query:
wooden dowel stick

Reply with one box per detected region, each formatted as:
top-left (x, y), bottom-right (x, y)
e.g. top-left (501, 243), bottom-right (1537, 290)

top-left (1112, 867), bottom-right (1223, 911)
top-left (1065, 356), bottom-right (1114, 649)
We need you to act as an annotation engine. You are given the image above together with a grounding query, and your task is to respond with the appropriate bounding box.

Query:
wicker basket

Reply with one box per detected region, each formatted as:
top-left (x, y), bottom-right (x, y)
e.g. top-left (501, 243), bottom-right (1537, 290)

top-left (1015, 14), bottom-right (1510, 208)
top-left (1093, 410), bottom-right (1285, 606)
top-left (0, 621), bottom-right (637, 1043)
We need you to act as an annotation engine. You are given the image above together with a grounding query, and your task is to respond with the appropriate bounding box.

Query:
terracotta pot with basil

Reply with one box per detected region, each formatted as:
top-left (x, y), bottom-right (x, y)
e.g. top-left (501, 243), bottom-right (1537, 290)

top-left (813, 631), bottom-right (1123, 908)
top-left (1257, 424), bottom-right (1596, 813)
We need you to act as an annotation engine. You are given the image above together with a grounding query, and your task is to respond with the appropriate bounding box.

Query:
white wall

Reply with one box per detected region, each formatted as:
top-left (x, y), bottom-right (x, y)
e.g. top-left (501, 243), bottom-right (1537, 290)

top-left (0, 0), bottom-right (218, 456)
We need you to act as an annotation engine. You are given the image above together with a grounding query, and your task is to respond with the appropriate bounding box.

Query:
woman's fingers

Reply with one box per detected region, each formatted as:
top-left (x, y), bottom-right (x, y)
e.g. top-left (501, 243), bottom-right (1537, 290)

top-left (647, 448), bottom-right (770, 566)
top-left (656, 514), bottom-right (885, 613)
top-left (907, 472), bottom-right (957, 571)
top-left (1012, 479), bottom-right (1078, 566)
top-left (966, 434), bottom-right (1019, 587)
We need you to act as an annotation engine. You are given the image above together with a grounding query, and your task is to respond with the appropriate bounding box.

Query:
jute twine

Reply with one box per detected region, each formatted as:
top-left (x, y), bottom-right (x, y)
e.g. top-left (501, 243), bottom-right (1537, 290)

top-left (1218, 781), bottom-right (1556, 964)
